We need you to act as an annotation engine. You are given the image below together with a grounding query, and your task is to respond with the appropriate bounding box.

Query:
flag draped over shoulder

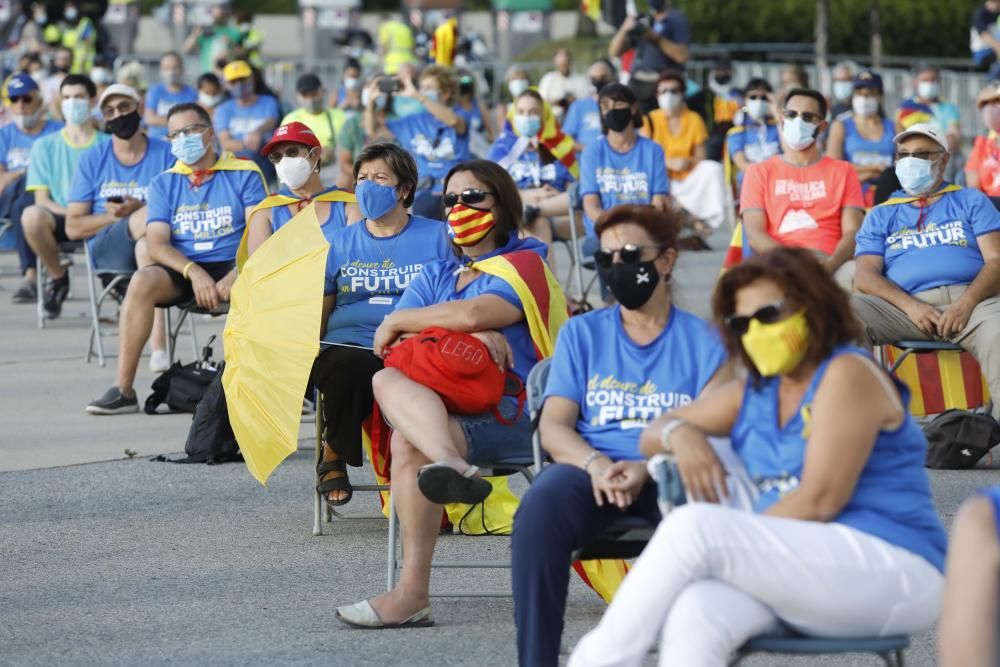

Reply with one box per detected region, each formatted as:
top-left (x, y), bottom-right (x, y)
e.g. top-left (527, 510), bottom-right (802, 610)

top-left (504, 93), bottom-right (579, 179)
top-left (431, 17), bottom-right (458, 67)
top-left (223, 206), bottom-right (329, 485)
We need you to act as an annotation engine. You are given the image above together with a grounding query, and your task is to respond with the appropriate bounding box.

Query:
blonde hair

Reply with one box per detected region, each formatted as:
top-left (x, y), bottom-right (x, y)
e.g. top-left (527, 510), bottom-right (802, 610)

top-left (420, 65), bottom-right (459, 105)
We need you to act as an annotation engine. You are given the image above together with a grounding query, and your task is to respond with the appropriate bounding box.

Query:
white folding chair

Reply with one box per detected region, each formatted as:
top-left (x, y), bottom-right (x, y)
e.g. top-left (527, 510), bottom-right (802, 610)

top-left (85, 242), bottom-right (133, 366)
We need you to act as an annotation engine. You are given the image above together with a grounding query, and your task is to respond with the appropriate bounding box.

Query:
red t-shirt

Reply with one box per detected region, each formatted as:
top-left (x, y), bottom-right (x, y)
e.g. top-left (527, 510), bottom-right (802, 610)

top-left (965, 135), bottom-right (1000, 197)
top-left (740, 155), bottom-right (865, 255)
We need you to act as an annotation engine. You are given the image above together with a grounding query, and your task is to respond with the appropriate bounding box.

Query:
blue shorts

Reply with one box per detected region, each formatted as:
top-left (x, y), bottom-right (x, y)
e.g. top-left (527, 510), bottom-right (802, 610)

top-left (456, 398), bottom-right (533, 466)
top-left (87, 218), bottom-right (136, 274)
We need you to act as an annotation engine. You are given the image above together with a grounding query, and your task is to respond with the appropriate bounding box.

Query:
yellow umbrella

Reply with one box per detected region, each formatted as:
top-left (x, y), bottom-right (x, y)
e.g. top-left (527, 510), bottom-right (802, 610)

top-left (223, 207), bottom-right (329, 485)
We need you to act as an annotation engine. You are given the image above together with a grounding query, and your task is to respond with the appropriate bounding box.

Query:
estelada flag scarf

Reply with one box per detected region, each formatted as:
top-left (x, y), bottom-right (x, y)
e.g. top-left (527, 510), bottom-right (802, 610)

top-left (505, 92), bottom-right (579, 179)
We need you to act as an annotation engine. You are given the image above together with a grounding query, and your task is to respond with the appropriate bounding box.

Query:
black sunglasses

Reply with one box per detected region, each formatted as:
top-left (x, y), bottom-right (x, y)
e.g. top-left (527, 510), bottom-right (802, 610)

top-left (9, 95), bottom-right (35, 104)
top-left (781, 109), bottom-right (823, 124)
top-left (896, 150), bottom-right (944, 161)
top-left (725, 300), bottom-right (788, 335)
top-left (593, 244), bottom-right (663, 269)
top-left (442, 189), bottom-right (493, 208)
top-left (745, 94), bottom-right (769, 101)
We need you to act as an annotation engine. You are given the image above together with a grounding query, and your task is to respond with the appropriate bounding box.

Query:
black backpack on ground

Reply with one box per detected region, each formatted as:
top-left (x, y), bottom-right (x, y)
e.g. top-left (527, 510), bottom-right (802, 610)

top-left (145, 337), bottom-right (221, 414)
top-left (923, 409), bottom-right (1000, 469)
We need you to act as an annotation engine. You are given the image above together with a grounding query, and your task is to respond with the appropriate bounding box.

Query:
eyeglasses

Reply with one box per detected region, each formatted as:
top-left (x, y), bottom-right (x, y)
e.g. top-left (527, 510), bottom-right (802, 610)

top-left (102, 101), bottom-right (136, 119)
top-left (266, 145), bottom-right (313, 164)
top-left (658, 87), bottom-right (683, 95)
top-left (593, 244), bottom-right (663, 269)
top-left (442, 189), bottom-right (493, 208)
top-left (165, 123), bottom-right (209, 141)
top-left (781, 109), bottom-right (823, 124)
top-left (724, 300), bottom-right (789, 335)
top-left (9, 94), bottom-right (36, 105)
top-left (896, 150), bottom-right (944, 161)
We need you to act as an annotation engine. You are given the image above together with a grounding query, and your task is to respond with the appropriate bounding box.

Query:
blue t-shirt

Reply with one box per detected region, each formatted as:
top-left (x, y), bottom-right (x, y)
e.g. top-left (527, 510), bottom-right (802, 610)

top-left (732, 345), bottom-right (948, 571)
top-left (842, 116), bottom-right (894, 185)
top-left (68, 137), bottom-right (174, 214)
top-left (727, 121), bottom-right (781, 188)
top-left (455, 103), bottom-right (485, 135)
top-left (271, 188), bottom-right (350, 243)
top-left (213, 94), bottom-right (281, 142)
top-left (386, 111), bottom-right (470, 187)
top-left (545, 304), bottom-right (725, 461)
top-left (0, 120), bottom-right (62, 171)
top-left (562, 97), bottom-right (603, 150)
top-left (855, 187), bottom-right (1000, 293)
top-left (323, 215), bottom-right (451, 347)
top-left (396, 235), bottom-right (546, 385)
top-left (146, 165), bottom-right (267, 263)
top-left (579, 135), bottom-right (669, 234)
top-left (486, 132), bottom-right (574, 192)
top-left (634, 9), bottom-right (691, 71)
top-left (145, 84), bottom-right (199, 138)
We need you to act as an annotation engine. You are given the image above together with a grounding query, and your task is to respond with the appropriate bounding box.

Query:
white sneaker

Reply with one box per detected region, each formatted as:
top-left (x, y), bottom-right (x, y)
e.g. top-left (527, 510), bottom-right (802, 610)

top-left (149, 349), bottom-right (170, 373)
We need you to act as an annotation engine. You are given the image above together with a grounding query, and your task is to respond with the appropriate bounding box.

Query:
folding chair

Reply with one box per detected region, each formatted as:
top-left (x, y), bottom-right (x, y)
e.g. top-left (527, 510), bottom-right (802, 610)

top-left (85, 241), bottom-right (133, 367)
top-left (729, 632), bottom-right (909, 667)
top-left (887, 339), bottom-right (965, 375)
top-left (36, 240), bottom-right (82, 329)
top-left (164, 299), bottom-right (229, 363)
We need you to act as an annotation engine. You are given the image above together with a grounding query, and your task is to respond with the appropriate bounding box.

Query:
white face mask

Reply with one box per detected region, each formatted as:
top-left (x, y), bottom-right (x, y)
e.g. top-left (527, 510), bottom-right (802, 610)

top-left (61, 98), bottom-right (91, 125)
top-left (508, 79), bottom-right (529, 98)
top-left (657, 91), bottom-right (682, 112)
top-left (275, 154), bottom-right (314, 190)
top-left (198, 91), bottom-right (224, 108)
top-left (832, 80), bottom-right (853, 102)
top-left (746, 99), bottom-right (769, 121)
top-left (852, 95), bottom-right (879, 117)
top-left (781, 116), bottom-right (818, 151)
top-left (344, 77), bottom-right (359, 91)
top-left (917, 81), bottom-right (940, 100)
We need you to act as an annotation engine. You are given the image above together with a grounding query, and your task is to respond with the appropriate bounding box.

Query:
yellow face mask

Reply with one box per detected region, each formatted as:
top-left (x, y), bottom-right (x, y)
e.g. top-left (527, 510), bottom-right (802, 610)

top-left (740, 310), bottom-right (810, 377)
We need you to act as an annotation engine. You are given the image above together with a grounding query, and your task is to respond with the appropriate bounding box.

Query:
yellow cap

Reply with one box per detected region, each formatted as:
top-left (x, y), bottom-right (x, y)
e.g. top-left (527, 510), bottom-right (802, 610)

top-left (223, 60), bottom-right (253, 82)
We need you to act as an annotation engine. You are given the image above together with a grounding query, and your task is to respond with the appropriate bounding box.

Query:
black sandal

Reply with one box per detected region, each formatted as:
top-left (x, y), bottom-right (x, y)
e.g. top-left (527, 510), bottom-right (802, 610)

top-left (417, 463), bottom-right (492, 505)
top-left (317, 459), bottom-right (353, 507)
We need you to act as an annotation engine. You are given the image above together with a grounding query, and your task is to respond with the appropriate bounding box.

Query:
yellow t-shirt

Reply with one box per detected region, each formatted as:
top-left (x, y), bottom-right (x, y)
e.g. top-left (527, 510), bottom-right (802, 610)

top-left (280, 108), bottom-right (346, 152)
top-left (641, 108), bottom-right (708, 181)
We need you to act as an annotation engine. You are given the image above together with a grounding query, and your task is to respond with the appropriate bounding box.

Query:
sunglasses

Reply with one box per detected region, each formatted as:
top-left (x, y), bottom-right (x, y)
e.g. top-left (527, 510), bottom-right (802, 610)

top-left (442, 189), bottom-right (493, 208)
top-left (725, 300), bottom-right (789, 335)
top-left (896, 150), bottom-right (944, 161)
top-left (165, 123), bottom-right (209, 141)
top-left (9, 94), bottom-right (36, 105)
top-left (593, 244), bottom-right (663, 269)
top-left (781, 109), bottom-right (823, 124)
top-left (658, 87), bottom-right (684, 95)
top-left (745, 94), bottom-right (768, 101)
top-left (266, 145), bottom-right (313, 164)
top-left (102, 101), bottom-right (136, 119)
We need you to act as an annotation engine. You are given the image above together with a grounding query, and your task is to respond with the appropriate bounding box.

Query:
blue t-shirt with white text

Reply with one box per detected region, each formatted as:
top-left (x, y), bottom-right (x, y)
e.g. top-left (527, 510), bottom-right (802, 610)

top-left (386, 111), bottom-right (470, 187)
top-left (855, 187), bottom-right (1000, 293)
top-left (323, 215), bottom-right (451, 347)
top-left (68, 137), bottom-right (174, 213)
top-left (579, 135), bottom-right (669, 234)
top-left (487, 132), bottom-right (574, 192)
top-left (0, 120), bottom-right (62, 171)
top-left (145, 84), bottom-right (199, 138)
top-left (545, 304), bottom-right (725, 461)
top-left (146, 166), bottom-right (267, 263)
top-left (562, 97), bottom-right (603, 150)
top-left (213, 95), bottom-right (281, 142)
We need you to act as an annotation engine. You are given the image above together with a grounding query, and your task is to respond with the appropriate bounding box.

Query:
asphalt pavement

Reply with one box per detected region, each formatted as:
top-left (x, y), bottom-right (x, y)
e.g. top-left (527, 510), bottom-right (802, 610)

top-left (0, 235), bottom-right (995, 666)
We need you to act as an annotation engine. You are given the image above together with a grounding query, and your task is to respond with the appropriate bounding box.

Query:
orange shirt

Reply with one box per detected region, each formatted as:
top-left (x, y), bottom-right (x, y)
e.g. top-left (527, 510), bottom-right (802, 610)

top-left (965, 134), bottom-right (1000, 197)
top-left (641, 107), bottom-right (707, 181)
top-left (740, 155), bottom-right (864, 255)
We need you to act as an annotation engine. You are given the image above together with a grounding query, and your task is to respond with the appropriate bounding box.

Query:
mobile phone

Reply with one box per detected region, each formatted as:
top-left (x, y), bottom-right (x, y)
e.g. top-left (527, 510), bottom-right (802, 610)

top-left (378, 78), bottom-right (400, 94)
top-left (107, 196), bottom-right (124, 204)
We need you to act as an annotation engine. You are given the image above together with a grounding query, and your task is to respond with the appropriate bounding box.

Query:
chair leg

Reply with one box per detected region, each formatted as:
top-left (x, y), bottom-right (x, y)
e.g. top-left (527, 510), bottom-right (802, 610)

top-left (188, 313), bottom-right (199, 361)
top-left (165, 308), bottom-right (174, 363)
top-left (313, 392), bottom-right (324, 537)
top-left (36, 255), bottom-right (45, 329)
top-left (85, 249), bottom-right (104, 366)
top-left (387, 490), bottom-right (398, 592)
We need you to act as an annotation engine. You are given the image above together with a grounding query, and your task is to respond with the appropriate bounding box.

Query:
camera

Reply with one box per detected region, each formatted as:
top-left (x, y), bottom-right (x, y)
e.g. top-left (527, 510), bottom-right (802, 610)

top-left (378, 78), bottom-right (401, 94)
top-left (628, 15), bottom-right (652, 48)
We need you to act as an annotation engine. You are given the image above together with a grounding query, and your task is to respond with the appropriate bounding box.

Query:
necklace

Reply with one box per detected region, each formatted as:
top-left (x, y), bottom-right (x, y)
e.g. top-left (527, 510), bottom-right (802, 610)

top-left (368, 218), bottom-right (406, 267)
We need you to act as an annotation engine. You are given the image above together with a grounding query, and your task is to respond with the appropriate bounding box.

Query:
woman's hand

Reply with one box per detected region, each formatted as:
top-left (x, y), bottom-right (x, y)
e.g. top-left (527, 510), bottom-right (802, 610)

top-left (471, 330), bottom-right (514, 370)
top-left (364, 78), bottom-right (381, 108)
top-left (397, 75), bottom-right (419, 99)
top-left (671, 428), bottom-right (727, 504)
top-left (601, 460), bottom-right (650, 510)
top-left (373, 315), bottom-right (402, 358)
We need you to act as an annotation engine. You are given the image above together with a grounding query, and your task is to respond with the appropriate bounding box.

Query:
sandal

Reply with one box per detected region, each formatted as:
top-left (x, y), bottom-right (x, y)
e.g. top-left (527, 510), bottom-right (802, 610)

top-left (417, 463), bottom-right (492, 505)
top-left (317, 458), bottom-right (353, 507)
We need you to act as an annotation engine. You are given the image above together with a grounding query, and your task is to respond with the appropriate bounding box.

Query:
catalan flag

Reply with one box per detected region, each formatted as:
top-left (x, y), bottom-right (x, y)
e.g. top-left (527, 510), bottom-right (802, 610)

top-left (883, 346), bottom-right (990, 417)
top-left (580, 0), bottom-right (601, 22)
top-left (431, 17), bottom-right (458, 67)
top-left (505, 91), bottom-right (579, 178)
top-left (448, 204), bottom-right (498, 245)
top-left (722, 221), bottom-right (749, 270)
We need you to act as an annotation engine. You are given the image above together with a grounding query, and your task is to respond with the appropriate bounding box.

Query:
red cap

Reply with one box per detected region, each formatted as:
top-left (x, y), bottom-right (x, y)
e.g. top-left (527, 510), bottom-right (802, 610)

top-left (260, 122), bottom-right (321, 156)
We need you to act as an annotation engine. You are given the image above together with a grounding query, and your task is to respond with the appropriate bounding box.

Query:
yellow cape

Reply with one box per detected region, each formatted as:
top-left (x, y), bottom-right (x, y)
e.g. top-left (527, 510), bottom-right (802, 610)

top-left (879, 184), bottom-right (962, 207)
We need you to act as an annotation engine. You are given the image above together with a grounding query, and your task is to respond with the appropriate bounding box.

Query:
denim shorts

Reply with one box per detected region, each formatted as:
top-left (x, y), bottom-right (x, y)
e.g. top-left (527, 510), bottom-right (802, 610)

top-left (456, 398), bottom-right (533, 466)
top-left (87, 218), bottom-right (136, 274)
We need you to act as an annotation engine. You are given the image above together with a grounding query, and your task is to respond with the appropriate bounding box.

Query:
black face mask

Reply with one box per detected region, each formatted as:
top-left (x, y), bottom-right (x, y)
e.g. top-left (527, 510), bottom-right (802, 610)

top-left (598, 260), bottom-right (661, 310)
top-left (591, 78), bottom-right (609, 93)
top-left (714, 74), bottom-right (732, 85)
top-left (106, 110), bottom-right (142, 139)
top-left (602, 107), bottom-right (633, 133)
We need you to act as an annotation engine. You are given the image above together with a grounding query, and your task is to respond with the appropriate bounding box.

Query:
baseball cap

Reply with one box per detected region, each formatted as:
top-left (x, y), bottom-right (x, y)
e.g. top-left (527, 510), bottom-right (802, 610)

top-left (5, 73), bottom-right (39, 98)
top-left (893, 122), bottom-right (949, 153)
top-left (98, 83), bottom-right (141, 109)
top-left (977, 85), bottom-right (1000, 108)
top-left (296, 73), bottom-right (322, 94)
top-left (223, 60), bottom-right (253, 83)
top-left (852, 69), bottom-right (883, 92)
top-left (261, 121), bottom-right (320, 156)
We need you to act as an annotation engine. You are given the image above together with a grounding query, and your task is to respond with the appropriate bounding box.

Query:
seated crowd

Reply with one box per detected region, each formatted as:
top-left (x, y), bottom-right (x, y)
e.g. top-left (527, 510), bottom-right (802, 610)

top-left (5, 25), bottom-right (1000, 667)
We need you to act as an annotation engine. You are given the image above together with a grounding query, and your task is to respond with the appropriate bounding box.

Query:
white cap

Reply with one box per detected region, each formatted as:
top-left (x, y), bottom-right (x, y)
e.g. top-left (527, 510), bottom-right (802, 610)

top-left (98, 83), bottom-right (141, 109)
top-left (893, 122), bottom-right (949, 154)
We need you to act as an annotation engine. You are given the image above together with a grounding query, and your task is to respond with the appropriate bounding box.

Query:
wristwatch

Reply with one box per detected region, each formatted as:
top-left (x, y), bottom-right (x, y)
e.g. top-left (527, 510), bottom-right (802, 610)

top-left (659, 419), bottom-right (687, 453)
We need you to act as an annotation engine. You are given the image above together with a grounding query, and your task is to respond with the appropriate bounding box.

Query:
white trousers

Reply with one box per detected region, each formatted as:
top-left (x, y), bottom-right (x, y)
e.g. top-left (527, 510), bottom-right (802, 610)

top-left (670, 160), bottom-right (727, 230)
top-left (567, 442), bottom-right (944, 667)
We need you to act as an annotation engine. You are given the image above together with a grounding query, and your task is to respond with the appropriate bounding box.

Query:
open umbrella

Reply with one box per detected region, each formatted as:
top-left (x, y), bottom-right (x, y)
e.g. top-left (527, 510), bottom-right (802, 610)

top-left (223, 207), bottom-right (329, 485)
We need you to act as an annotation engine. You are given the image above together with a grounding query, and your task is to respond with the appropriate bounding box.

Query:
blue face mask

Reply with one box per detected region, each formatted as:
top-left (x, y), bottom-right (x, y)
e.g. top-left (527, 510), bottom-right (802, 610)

top-left (355, 179), bottom-right (399, 221)
top-left (171, 133), bottom-right (209, 165)
top-left (894, 156), bottom-right (938, 195)
top-left (393, 96), bottom-right (424, 117)
top-left (421, 90), bottom-right (439, 103)
top-left (514, 114), bottom-right (541, 137)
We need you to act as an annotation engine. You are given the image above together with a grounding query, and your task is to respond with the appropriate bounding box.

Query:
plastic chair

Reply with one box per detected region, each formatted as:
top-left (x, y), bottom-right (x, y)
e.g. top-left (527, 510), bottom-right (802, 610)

top-left (888, 339), bottom-right (965, 375)
top-left (729, 632), bottom-right (909, 666)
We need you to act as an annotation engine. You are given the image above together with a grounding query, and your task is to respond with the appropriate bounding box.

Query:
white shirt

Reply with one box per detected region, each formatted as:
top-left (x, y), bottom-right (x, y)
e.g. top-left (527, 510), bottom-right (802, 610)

top-left (537, 71), bottom-right (591, 107)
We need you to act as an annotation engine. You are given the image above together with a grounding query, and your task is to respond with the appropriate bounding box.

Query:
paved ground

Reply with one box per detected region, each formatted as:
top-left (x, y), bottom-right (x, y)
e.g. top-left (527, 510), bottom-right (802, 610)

top-left (0, 236), bottom-right (995, 666)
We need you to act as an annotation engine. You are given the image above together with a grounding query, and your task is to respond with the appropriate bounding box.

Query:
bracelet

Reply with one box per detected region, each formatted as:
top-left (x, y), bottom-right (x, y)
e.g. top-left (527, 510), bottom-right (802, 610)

top-left (182, 261), bottom-right (195, 281)
top-left (659, 418), bottom-right (687, 454)
top-left (582, 450), bottom-right (607, 474)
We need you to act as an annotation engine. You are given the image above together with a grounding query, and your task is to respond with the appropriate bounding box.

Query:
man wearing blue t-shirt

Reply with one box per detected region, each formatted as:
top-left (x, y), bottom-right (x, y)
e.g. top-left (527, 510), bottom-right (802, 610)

top-left (561, 59), bottom-right (614, 153)
top-left (87, 103), bottom-right (268, 415)
top-left (854, 123), bottom-right (1000, 420)
top-left (214, 60), bottom-right (280, 182)
top-left (144, 52), bottom-right (198, 140)
top-left (609, 0), bottom-right (690, 109)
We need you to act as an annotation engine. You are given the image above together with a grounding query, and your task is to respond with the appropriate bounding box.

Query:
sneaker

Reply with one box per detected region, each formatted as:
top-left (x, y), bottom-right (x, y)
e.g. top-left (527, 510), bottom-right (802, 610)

top-left (149, 349), bottom-right (170, 373)
top-left (11, 280), bottom-right (37, 303)
top-left (42, 274), bottom-right (70, 319)
top-left (85, 386), bottom-right (139, 415)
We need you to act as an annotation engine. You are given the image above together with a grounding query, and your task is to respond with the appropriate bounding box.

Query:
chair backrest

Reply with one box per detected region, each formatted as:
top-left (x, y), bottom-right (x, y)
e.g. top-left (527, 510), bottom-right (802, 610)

top-left (526, 357), bottom-right (552, 417)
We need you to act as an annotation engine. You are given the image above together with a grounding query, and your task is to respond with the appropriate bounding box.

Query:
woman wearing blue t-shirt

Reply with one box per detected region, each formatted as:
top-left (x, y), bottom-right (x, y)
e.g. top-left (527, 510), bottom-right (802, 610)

top-left (312, 143), bottom-right (451, 507)
top-left (728, 78), bottom-right (781, 192)
top-left (336, 160), bottom-right (545, 629)
top-left (512, 204), bottom-right (728, 667)
top-left (363, 65), bottom-right (471, 220)
top-left (827, 69), bottom-right (894, 208)
top-left (569, 247), bottom-right (947, 667)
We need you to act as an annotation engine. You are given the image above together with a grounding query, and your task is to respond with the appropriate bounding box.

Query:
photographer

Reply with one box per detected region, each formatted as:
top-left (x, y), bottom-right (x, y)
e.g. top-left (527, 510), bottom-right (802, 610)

top-left (609, 0), bottom-right (691, 110)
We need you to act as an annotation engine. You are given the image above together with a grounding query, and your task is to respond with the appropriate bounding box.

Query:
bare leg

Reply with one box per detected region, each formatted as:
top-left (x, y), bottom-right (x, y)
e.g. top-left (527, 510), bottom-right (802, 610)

top-left (21, 206), bottom-right (64, 278)
top-left (114, 266), bottom-right (181, 394)
top-left (133, 234), bottom-right (167, 353)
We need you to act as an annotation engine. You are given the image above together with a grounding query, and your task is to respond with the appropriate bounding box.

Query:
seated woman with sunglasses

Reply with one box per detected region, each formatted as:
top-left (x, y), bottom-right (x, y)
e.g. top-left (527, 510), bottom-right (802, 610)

top-left (311, 142), bottom-right (452, 506)
top-left (511, 204), bottom-right (729, 667)
top-left (336, 160), bottom-right (556, 629)
top-left (568, 247), bottom-right (947, 667)
top-left (727, 78), bottom-right (781, 194)
top-left (245, 121), bottom-right (362, 257)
